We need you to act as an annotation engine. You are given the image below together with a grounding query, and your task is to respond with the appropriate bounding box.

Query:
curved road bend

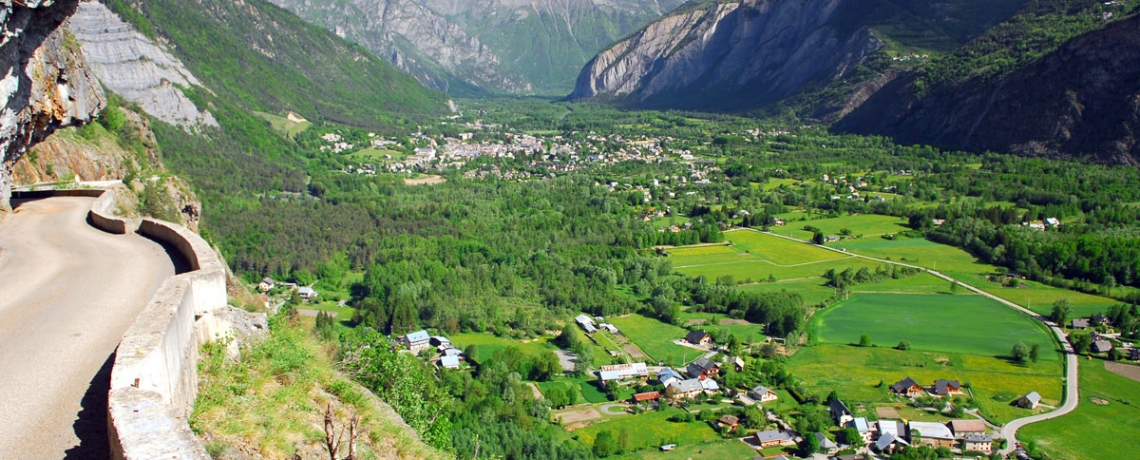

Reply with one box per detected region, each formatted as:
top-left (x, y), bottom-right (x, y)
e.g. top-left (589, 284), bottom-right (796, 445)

top-left (0, 197), bottom-right (175, 459)
top-left (743, 229), bottom-right (1079, 454)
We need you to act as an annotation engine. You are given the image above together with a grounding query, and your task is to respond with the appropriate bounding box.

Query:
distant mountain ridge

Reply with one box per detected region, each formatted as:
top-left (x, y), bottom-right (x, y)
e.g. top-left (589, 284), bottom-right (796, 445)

top-left (267, 0), bottom-right (684, 94)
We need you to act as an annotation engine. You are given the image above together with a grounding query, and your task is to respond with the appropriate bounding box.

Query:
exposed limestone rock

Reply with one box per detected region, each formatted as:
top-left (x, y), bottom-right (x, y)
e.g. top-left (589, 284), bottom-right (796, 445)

top-left (0, 0), bottom-right (104, 211)
top-left (570, 0), bottom-right (882, 110)
top-left (68, 1), bottom-right (217, 129)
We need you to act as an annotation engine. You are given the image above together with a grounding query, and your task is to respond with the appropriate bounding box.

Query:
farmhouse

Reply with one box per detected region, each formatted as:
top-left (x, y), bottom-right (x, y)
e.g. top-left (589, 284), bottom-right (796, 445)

top-left (598, 363), bottom-right (649, 383)
top-left (575, 314), bottom-right (597, 334)
top-left (258, 277), bottom-right (275, 292)
top-left (439, 355), bottom-right (460, 369)
top-left (963, 434), bottom-right (993, 453)
top-left (1092, 314), bottom-right (1111, 326)
top-left (732, 356), bottom-right (745, 372)
top-left (656, 368), bottom-right (684, 387)
top-left (930, 379), bottom-right (962, 397)
top-left (815, 432), bottom-right (839, 454)
top-left (1092, 340), bottom-right (1114, 354)
top-left (1017, 391), bottom-right (1042, 409)
top-left (890, 377), bottom-right (924, 397)
top-left (401, 330), bottom-right (431, 353)
top-left (718, 415), bottom-right (739, 430)
top-left (749, 385), bottom-right (778, 403)
top-left (1071, 319), bottom-right (1090, 330)
top-left (281, 282), bottom-right (299, 291)
top-left (599, 323), bottom-right (619, 334)
top-left (948, 420), bottom-right (987, 439)
top-left (877, 419), bottom-right (906, 440)
top-left (908, 421), bottom-right (955, 448)
top-left (298, 286), bottom-right (318, 301)
top-left (685, 357), bottom-right (720, 379)
top-left (685, 330), bottom-right (711, 346)
top-left (665, 378), bottom-right (705, 399)
top-left (631, 391), bottom-right (660, 404)
top-left (829, 399), bottom-right (854, 426)
top-left (874, 432), bottom-right (909, 454)
top-left (430, 336), bottom-right (451, 348)
top-left (754, 430), bottom-right (795, 448)
top-left (700, 378), bottom-right (720, 393)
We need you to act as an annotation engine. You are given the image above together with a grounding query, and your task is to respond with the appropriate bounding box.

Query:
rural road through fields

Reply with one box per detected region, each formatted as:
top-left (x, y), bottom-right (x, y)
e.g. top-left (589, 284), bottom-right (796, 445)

top-left (0, 197), bottom-right (176, 459)
top-left (743, 229), bottom-right (1079, 454)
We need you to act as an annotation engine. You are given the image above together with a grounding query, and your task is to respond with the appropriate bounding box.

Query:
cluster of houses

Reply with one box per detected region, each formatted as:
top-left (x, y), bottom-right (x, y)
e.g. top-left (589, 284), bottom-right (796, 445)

top-left (1069, 317), bottom-right (1137, 358)
top-left (575, 314), bottom-right (619, 335)
top-left (828, 399), bottom-right (994, 455)
top-left (398, 330), bottom-right (466, 369)
top-left (257, 278), bottom-right (318, 301)
top-left (889, 377), bottom-right (963, 398)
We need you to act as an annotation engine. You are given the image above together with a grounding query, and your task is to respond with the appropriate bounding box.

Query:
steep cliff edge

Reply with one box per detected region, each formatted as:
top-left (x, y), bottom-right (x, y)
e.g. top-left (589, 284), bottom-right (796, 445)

top-left (0, 0), bottom-right (104, 211)
top-left (570, 0), bottom-right (882, 110)
top-left (837, 14), bottom-right (1140, 165)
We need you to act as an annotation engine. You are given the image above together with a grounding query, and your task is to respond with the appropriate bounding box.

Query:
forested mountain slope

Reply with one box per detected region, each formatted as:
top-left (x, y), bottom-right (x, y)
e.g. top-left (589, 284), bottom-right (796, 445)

top-left (267, 0), bottom-right (684, 95)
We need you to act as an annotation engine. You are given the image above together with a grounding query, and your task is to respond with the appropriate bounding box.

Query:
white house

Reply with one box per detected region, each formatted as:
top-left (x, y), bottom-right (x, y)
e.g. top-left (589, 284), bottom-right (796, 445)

top-left (298, 286), bottom-right (318, 301)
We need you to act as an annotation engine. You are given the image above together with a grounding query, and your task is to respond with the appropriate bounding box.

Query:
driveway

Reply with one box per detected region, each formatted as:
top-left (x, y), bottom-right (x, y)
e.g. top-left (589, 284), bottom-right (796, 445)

top-left (0, 197), bottom-right (176, 459)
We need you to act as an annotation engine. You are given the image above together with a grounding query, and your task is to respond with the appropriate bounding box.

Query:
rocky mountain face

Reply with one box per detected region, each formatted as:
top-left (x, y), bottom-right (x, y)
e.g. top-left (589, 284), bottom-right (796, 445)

top-left (68, 1), bottom-right (216, 130)
top-left (569, 0), bottom-right (883, 110)
top-left (0, 0), bottom-right (104, 210)
top-left (268, 0), bottom-right (683, 94)
top-left (837, 14), bottom-right (1140, 165)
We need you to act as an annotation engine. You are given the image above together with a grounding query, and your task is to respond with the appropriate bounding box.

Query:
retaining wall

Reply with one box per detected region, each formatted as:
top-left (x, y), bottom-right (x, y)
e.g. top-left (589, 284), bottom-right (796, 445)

top-left (16, 189), bottom-right (226, 459)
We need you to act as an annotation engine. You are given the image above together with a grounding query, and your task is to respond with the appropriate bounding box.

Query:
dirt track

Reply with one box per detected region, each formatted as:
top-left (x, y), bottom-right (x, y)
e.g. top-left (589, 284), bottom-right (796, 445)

top-left (0, 197), bottom-right (175, 459)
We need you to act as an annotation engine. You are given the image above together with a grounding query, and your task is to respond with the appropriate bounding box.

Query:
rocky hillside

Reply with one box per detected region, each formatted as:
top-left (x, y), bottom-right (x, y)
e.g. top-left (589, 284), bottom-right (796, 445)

top-left (838, 13), bottom-right (1140, 165)
top-left (569, 0), bottom-right (883, 110)
top-left (268, 0), bottom-right (683, 94)
top-left (0, 0), bottom-right (104, 210)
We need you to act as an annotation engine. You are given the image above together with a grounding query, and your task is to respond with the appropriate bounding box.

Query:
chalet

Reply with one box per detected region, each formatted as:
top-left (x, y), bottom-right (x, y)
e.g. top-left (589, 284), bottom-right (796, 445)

top-left (1071, 319), bottom-right (1090, 330)
top-left (1092, 314), bottom-right (1111, 326)
top-left (829, 399), bottom-right (854, 426)
top-left (754, 430), bottom-right (795, 448)
top-left (631, 391), bottom-right (660, 404)
top-left (873, 432), bottom-right (909, 454)
top-left (850, 417), bottom-right (873, 443)
top-left (598, 363), bottom-right (649, 383)
top-left (815, 432), bottom-right (839, 454)
top-left (1131, 348), bottom-right (1140, 361)
top-left (685, 357), bottom-right (720, 379)
top-left (963, 434), bottom-right (993, 454)
top-left (1045, 217), bottom-right (1061, 228)
top-left (930, 379), bottom-right (962, 397)
top-left (685, 330), bottom-right (711, 346)
top-left (948, 420), bottom-right (987, 439)
top-left (732, 356), bottom-right (746, 372)
top-left (656, 368), bottom-right (684, 387)
top-left (890, 377), bottom-right (924, 397)
top-left (298, 286), bottom-right (318, 301)
top-left (749, 385), bottom-right (778, 403)
top-left (258, 277), bottom-right (275, 292)
top-left (1017, 391), bottom-right (1042, 409)
top-left (281, 282), bottom-right (299, 291)
top-left (718, 415), bottom-right (739, 431)
top-left (402, 330), bottom-right (431, 354)
top-left (665, 378), bottom-right (705, 399)
top-left (439, 355), bottom-right (460, 369)
top-left (1092, 340), bottom-right (1114, 354)
top-left (909, 421), bottom-right (955, 448)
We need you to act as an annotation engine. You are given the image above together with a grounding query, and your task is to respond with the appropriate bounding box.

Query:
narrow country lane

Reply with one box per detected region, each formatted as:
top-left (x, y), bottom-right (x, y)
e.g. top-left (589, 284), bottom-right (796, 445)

top-left (0, 197), bottom-right (175, 459)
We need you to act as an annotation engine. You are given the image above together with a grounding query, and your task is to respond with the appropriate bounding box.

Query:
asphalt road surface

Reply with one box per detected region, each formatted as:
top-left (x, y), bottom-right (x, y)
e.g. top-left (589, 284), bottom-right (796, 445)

top-left (0, 197), bottom-right (175, 459)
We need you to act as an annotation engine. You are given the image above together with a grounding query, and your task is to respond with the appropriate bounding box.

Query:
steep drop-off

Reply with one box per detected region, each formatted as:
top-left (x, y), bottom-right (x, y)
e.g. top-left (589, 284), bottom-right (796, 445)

top-left (569, 0), bottom-right (883, 110)
top-left (0, 0), bottom-right (103, 210)
top-left (838, 14), bottom-right (1140, 165)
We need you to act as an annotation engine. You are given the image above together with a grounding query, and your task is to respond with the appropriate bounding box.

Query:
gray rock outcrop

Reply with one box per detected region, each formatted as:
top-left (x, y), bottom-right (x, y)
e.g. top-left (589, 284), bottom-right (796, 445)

top-left (0, 0), bottom-right (104, 211)
top-left (68, 1), bottom-right (217, 130)
top-left (569, 0), bottom-right (882, 110)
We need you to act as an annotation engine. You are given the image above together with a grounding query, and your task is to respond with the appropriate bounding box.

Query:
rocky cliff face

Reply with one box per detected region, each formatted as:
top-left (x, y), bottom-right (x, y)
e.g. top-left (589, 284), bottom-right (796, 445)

top-left (68, 1), bottom-right (217, 130)
top-left (0, 0), bottom-right (104, 211)
top-left (267, 0), bottom-right (531, 94)
top-left (837, 14), bottom-right (1140, 165)
top-left (569, 0), bottom-right (882, 110)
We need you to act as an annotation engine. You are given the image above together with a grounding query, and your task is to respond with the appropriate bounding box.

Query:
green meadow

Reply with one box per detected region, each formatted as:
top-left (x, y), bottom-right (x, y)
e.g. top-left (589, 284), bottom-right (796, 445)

top-left (767, 214), bottom-right (911, 240)
top-left (573, 410), bottom-right (720, 451)
top-left (609, 314), bottom-right (697, 366)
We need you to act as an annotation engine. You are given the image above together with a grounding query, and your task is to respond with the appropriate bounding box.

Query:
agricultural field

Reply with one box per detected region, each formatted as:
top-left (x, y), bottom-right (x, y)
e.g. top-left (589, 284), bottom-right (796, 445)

top-left (760, 178), bottom-right (802, 191)
top-left (678, 311), bottom-right (767, 342)
top-left (833, 237), bottom-right (990, 275)
top-left (651, 215), bottom-right (690, 229)
top-left (848, 273), bottom-right (954, 295)
top-left (1019, 360), bottom-right (1140, 460)
top-left (609, 314), bottom-right (696, 366)
top-left (670, 232), bottom-right (879, 283)
top-left (615, 439), bottom-right (756, 459)
top-left (253, 111), bottom-right (311, 138)
top-left (767, 214), bottom-right (910, 240)
top-left (787, 345), bottom-right (1065, 424)
top-left (572, 410), bottom-right (720, 452)
top-left (810, 293), bottom-right (1060, 359)
top-left (727, 230), bottom-right (847, 265)
top-left (738, 279), bottom-right (835, 306)
top-left (450, 333), bottom-right (559, 363)
top-left (975, 279), bottom-right (1122, 319)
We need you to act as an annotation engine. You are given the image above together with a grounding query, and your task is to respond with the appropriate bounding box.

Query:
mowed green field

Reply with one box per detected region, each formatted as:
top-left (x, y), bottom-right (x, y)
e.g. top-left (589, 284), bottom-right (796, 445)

top-left (253, 111), bottom-right (311, 137)
top-left (679, 311), bottom-right (767, 342)
top-left (539, 378), bottom-right (609, 404)
top-left (739, 279), bottom-right (835, 306)
top-left (609, 314), bottom-right (695, 366)
top-left (615, 439), bottom-right (757, 459)
top-left (450, 333), bottom-right (557, 363)
top-left (788, 345), bottom-right (1065, 424)
top-left (670, 231), bottom-right (879, 282)
top-left (811, 293), bottom-right (1060, 360)
top-left (1020, 360), bottom-right (1140, 460)
top-left (767, 214), bottom-right (910, 240)
top-left (573, 410), bottom-right (720, 451)
top-left (834, 237), bottom-right (990, 275)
